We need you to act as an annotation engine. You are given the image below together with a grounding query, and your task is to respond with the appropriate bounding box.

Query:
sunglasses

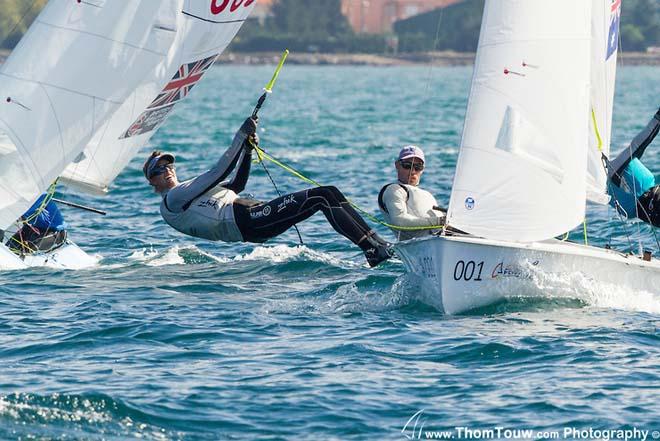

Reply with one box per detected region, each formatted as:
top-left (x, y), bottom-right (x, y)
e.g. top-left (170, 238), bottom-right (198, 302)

top-left (148, 163), bottom-right (174, 179)
top-left (399, 161), bottom-right (424, 171)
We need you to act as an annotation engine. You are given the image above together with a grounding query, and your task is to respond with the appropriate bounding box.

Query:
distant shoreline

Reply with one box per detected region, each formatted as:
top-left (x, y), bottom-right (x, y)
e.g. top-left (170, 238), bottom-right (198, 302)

top-left (216, 50), bottom-right (660, 66)
top-left (1, 49), bottom-right (659, 66)
top-left (216, 51), bottom-right (477, 66)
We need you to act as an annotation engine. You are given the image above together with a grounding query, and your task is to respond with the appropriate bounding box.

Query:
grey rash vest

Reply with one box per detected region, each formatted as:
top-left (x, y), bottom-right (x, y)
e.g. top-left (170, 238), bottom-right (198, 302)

top-left (159, 125), bottom-right (252, 242)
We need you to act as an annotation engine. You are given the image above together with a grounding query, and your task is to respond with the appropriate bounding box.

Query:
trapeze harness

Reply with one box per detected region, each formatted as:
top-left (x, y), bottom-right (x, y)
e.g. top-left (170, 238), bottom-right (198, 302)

top-left (159, 120), bottom-right (389, 258)
top-left (608, 110), bottom-right (660, 227)
top-left (378, 182), bottom-right (445, 241)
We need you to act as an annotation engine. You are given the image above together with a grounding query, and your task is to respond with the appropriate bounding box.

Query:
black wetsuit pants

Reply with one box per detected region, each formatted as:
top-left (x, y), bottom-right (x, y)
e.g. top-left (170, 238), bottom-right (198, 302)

top-left (233, 186), bottom-right (386, 250)
top-left (638, 185), bottom-right (660, 227)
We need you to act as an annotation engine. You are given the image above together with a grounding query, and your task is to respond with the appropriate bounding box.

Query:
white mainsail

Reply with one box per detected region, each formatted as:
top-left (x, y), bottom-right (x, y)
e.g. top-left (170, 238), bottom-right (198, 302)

top-left (61, 1), bottom-right (257, 195)
top-left (587, 0), bottom-right (620, 203)
top-left (446, 0), bottom-right (593, 243)
top-left (0, 0), bottom-right (180, 229)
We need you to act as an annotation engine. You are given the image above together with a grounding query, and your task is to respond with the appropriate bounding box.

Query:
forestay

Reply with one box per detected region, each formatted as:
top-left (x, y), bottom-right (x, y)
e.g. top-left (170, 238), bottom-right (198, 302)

top-left (447, 0), bottom-right (592, 243)
top-left (0, 0), bottom-right (179, 229)
top-left (587, 0), bottom-right (620, 204)
top-left (61, 0), bottom-right (256, 195)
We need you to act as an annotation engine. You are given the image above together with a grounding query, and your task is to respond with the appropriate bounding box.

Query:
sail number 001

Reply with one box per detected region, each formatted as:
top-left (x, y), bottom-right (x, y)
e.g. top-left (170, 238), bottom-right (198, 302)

top-left (453, 260), bottom-right (484, 281)
top-left (211, 0), bottom-right (255, 14)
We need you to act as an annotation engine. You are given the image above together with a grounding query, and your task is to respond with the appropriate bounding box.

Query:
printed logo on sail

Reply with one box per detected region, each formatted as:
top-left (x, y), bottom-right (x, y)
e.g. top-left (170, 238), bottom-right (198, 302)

top-left (120, 55), bottom-right (217, 139)
top-left (210, 0), bottom-right (255, 14)
top-left (465, 197), bottom-right (475, 210)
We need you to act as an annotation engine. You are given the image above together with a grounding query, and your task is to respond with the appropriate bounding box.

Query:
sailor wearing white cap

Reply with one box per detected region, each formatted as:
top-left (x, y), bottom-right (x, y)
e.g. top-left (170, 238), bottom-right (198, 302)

top-left (378, 145), bottom-right (445, 241)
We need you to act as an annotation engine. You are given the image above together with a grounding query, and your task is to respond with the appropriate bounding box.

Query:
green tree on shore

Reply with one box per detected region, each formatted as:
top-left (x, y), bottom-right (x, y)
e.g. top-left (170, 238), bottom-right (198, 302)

top-left (270, 0), bottom-right (351, 39)
top-left (232, 0), bottom-right (388, 53)
top-left (1, 0), bottom-right (658, 53)
top-left (0, 0), bottom-right (47, 49)
top-left (621, 0), bottom-right (660, 51)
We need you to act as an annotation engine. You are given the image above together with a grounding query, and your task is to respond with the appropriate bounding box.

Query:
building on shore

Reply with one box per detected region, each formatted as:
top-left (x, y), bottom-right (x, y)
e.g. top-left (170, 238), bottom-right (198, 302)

top-left (252, 0), bottom-right (275, 24)
top-left (341, 0), bottom-right (464, 34)
top-left (254, 0), bottom-right (465, 34)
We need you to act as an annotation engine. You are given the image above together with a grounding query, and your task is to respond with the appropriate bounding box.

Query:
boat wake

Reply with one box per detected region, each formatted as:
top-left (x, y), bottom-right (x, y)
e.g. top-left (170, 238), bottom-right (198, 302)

top-left (323, 276), bottom-right (413, 313)
top-left (126, 244), bottom-right (360, 268)
top-left (232, 244), bottom-right (357, 267)
top-left (530, 268), bottom-right (660, 315)
top-left (128, 245), bottom-right (226, 266)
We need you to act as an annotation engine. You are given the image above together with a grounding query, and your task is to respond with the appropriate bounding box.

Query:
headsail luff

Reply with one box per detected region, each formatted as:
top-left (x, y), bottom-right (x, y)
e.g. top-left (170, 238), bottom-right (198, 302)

top-left (586, 0), bottom-right (620, 204)
top-left (0, 0), bottom-right (180, 229)
top-left (60, 1), bottom-right (257, 195)
top-left (446, 0), bottom-right (592, 243)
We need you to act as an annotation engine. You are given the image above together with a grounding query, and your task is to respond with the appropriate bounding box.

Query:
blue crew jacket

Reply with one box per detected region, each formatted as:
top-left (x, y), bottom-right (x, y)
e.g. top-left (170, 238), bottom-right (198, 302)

top-left (608, 158), bottom-right (656, 217)
top-left (23, 195), bottom-right (67, 232)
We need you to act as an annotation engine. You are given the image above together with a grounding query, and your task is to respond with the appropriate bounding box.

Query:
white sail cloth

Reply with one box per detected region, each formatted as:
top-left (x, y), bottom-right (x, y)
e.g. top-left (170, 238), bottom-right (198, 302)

top-left (447, 0), bottom-right (593, 243)
top-left (587, 0), bottom-right (620, 204)
top-left (61, 0), bottom-right (256, 195)
top-left (0, 0), bottom-right (180, 229)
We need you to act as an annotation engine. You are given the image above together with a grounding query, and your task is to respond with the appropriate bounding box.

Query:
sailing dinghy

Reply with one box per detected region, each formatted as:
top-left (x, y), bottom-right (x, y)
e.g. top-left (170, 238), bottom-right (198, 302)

top-left (0, 0), bottom-right (255, 270)
top-left (395, 0), bottom-right (660, 314)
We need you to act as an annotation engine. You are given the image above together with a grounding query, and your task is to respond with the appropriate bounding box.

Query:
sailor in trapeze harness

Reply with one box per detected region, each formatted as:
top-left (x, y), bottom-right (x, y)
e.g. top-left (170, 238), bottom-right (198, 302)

top-left (608, 107), bottom-right (660, 227)
top-left (4, 194), bottom-right (68, 255)
top-left (144, 116), bottom-right (392, 267)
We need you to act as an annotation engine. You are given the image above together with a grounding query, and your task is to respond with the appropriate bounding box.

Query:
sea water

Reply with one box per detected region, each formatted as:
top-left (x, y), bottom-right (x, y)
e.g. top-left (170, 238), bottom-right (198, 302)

top-left (0, 66), bottom-right (658, 440)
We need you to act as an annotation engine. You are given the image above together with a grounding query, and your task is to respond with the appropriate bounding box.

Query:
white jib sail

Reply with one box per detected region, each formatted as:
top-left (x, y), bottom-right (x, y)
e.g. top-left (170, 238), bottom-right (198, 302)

top-left (61, 0), bottom-right (257, 195)
top-left (587, 0), bottom-right (620, 204)
top-left (0, 0), bottom-right (179, 229)
top-left (446, 0), bottom-right (593, 243)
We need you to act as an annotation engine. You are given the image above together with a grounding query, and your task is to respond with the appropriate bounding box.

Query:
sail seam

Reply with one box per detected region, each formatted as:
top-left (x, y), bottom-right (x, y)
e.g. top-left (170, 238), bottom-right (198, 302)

top-left (181, 11), bottom-right (247, 24)
top-left (34, 20), bottom-right (168, 57)
top-left (0, 73), bottom-right (123, 105)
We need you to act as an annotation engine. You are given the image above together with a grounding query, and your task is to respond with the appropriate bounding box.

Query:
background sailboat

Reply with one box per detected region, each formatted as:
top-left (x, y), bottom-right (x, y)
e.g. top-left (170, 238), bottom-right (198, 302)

top-left (0, 0), bottom-right (255, 270)
top-left (395, 0), bottom-right (660, 314)
top-left (60, 1), bottom-right (256, 196)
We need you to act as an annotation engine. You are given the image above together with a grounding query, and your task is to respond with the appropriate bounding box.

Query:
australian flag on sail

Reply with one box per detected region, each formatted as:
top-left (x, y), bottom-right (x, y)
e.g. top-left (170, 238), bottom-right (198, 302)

top-left (606, 0), bottom-right (621, 60)
top-left (120, 55), bottom-right (218, 139)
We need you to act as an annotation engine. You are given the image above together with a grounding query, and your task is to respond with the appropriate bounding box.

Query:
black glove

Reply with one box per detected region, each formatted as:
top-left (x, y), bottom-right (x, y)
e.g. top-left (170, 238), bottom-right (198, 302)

top-left (245, 132), bottom-right (259, 152)
top-left (240, 116), bottom-right (258, 137)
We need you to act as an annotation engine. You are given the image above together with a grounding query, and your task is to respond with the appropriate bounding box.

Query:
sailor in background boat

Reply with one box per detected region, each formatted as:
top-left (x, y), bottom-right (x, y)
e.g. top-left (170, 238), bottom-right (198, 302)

top-left (144, 117), bottom-right (392, 267)
top-left (378, 146), bottom-right (446, 241)
top-left (608, 107), bottom-right (660, 227)
top-left (5, 194), bottom-right (68, 255)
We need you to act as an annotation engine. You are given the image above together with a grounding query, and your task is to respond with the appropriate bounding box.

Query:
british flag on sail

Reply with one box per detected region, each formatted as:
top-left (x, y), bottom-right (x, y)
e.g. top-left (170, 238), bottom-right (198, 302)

top-left (606, 0), bottom-right (621, 60)
top-left (120, 55), bottom-right (218, 139)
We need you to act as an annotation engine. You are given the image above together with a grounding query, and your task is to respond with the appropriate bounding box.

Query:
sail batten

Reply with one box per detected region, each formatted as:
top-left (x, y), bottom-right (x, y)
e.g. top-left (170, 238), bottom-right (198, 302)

top-left (447, 0), bottom-right (593, 243)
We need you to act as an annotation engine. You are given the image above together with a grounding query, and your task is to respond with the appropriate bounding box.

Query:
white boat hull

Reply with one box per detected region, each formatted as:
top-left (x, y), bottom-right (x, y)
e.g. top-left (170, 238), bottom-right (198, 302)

top-left (395, 235), bottom-right (660, 314)
top-left (0, 241), bottom-right (98, 271)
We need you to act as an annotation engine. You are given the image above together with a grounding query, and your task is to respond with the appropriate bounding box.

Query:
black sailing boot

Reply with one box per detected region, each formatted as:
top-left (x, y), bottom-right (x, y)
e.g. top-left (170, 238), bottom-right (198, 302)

top-left (358, 231), bottom-right (394, 268)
